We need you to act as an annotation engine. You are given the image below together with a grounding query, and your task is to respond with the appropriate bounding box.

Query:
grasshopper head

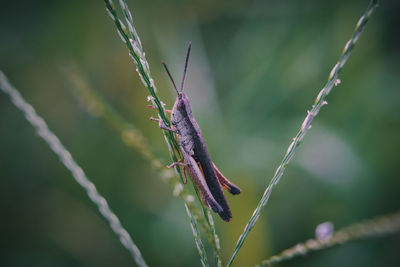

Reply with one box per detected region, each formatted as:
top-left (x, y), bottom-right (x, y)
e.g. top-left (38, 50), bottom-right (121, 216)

top-left (176, 92), bottom-right (192, 116)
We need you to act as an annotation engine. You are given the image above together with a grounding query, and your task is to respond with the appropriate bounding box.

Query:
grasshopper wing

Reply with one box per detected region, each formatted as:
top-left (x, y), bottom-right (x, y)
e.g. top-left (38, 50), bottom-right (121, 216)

top-left (195, 157), bottom-right (233, 221)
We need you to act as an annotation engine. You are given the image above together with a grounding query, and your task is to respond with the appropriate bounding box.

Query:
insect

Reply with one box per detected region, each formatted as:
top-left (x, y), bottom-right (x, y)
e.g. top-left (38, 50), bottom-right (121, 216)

top-left (151, 42), bottom-right (241, 221)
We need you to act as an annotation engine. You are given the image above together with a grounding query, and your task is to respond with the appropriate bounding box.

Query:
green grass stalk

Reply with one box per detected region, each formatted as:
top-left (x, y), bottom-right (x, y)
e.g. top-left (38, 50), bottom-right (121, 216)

top-left (0, 71), bottom-right (148, 267)
top-left (256, 211), bottom-right (400, 266)
top-left (103, 0), bottom-right (213, 264)
top-left (227, 1), bottom-right (379, 266)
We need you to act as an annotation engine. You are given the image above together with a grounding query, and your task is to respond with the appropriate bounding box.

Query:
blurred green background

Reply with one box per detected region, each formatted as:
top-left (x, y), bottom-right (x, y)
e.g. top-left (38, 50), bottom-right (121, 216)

top-left (1, 0), bottom-right (399, 266)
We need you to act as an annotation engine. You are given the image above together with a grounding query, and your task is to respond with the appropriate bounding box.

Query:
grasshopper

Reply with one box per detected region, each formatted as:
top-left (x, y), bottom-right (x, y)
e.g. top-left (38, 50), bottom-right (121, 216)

top-left (151, 42), bottom-right (241, 221)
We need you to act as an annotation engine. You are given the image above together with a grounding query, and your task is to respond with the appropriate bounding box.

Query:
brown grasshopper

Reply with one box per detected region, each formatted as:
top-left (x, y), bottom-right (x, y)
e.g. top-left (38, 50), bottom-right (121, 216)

top-left (151, 42), bottom-right (241, 221)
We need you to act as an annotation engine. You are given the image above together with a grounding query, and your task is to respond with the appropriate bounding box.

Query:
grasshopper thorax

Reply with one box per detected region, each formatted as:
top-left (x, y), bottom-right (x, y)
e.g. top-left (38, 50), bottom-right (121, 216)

top-left (172, 92), bottom-right (193, 125)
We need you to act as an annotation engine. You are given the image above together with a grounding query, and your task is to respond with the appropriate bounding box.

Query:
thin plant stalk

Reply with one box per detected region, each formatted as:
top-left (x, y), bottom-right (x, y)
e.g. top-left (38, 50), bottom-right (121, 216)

top-left (64, 67), bottom-right (223, 263)
top-left (256, 211), bottom-right (400, 266)
top-left (193, 184), bottom-right (223, 266)
top-left (206, 210), bottom-right (223, 267)
top-left (104, 0), bottom-right (181, 176)
top-left (227, 1), bottom-right (379, 266)
top-left (185, 205), bottom-right (210, 267)
top-left (0, 71), bottom-right (148, 267)
top-left (103, 0), bottom-right (212, 265)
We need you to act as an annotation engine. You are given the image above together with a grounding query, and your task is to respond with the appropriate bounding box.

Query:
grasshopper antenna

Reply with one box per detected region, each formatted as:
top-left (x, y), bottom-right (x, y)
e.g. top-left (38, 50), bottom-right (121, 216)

top-left (180, 42), bottom-right (191, 92)
top-left (162, 62), bottom-right (179, 94)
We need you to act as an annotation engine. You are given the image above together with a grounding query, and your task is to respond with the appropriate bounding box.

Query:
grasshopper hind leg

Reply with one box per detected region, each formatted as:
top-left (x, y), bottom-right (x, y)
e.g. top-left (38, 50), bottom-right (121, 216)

top-left (184, 155), bottom-right (223, 213)
top-left (213, 163), bottom-right (241, 195)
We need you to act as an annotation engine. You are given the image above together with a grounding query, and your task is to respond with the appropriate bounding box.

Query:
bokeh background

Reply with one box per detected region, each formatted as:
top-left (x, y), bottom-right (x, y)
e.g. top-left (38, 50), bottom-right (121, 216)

top-left (1, 0), bottom-right (399, 266)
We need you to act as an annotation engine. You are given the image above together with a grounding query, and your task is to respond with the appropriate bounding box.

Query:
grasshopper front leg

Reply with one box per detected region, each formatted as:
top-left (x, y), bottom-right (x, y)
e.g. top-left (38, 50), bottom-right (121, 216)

top-left (146, 105), bottom-right (172, 114)
top-left (149, 117), bottom-right (177, 133)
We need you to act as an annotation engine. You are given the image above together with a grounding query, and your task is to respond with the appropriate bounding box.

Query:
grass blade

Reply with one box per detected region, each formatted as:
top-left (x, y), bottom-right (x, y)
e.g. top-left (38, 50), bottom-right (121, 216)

top-left (102, 0), bottom-right (233, 265)
top-left (185, 204), bottom-right (210, 267)
top-left (104, 0), bottom-right (182, 176)
top-left (256, 211), bottom-right (400, 266)
top-left (0, 71), bottom-right (148, 267)
top-left (227, 1), bottom-right (379, 266)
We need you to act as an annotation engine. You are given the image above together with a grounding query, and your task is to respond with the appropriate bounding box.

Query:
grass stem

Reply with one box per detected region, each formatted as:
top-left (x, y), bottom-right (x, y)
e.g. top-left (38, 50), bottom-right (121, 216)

top-left (0, 71), bottom-right (148, 267)
top-left (227, 1), bottom-right (379, 266)
top-left (256, 211), bottom-right (400, 266)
